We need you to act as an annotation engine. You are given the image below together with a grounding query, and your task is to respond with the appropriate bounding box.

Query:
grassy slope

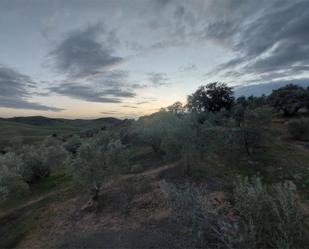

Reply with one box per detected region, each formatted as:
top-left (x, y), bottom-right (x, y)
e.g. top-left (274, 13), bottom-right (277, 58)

top-left (0, 118), bottom-right (308, 248)
top-left (0, 116), bottom-right (121, 149)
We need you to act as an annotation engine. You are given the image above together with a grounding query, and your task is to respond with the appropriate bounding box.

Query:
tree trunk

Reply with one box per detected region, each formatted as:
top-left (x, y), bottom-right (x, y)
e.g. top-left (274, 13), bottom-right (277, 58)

top-left (185, 159), bottom-right (192, 176)
top-left (91, 185), bottom-right (100, 201)
top-left (82, 185), bottom-right (100, 211)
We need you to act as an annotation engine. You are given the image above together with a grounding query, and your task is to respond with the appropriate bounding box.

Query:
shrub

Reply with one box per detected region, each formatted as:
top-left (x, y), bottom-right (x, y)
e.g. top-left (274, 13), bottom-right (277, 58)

top-left (269, 84), bottom-right (306, 117)
top-left (287, 118), bottom-right (309, 140)
top-left (160, 181), bottom-right (210, 247)
top-left (134, 111), bottom-right (174, 153)
top-left (162, 176), bottom-right (305, 249)
top-left (20, 143), bottom-right (68, 183)
top-left (231, 176), bottom-right (305, 249)
top-left (71, 134), bottom-right (129, 202)
top-left (63, 135), bottom-right (82, 154)
top-left (0, 153), bottom-right (29, 200)
top-left (228, 108), bottom-right (271, 157)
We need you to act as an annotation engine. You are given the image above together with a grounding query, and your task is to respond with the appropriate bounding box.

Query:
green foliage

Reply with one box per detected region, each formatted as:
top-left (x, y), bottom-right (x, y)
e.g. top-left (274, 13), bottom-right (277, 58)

top-left (0, 153), bottom-right (29, 200)
top-left (269, 84), bottom-right (306, 117)
top-left (287, 118), bottom-right (309, 141)
top-left (187, 82), bottom-right (234, 113)
top-left (231, 176), bottom-right (305, 249)
top-left (135, 112), bottom-right (207, 174)
top-left (20, 142), bottom-right (68, 183)
top-left (71, 133), bottom-right (129, 198)
top-left (134, 111), bottom-right (177, 153)
top-left (63, 135), bottom-right (82, 154)
top-left (229, 108), bottom-right (272, 157)
top-left (163, 176), bottom-right (305, 249)
top-left (166, 101), bottom-right (185, 114)
top-left (160, 181), bottom-right (209, 247)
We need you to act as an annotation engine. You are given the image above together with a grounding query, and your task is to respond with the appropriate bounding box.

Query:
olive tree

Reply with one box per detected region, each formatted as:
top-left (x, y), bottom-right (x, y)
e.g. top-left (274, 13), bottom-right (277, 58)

top-left (287, 118), bottom-right (309, 140)
top-left (20, 142), bottom-right (68, 183)
top-left (136, 111), bottom-right (206, 175)
top-left (63, 135), bottom-right (82, 154)
top-left (134, 111), bottom-right (173, 153)
top-left (166, 101), bottom-right (185, 114)
top-left (269, 84), bottom-right (306, 117)
top-left (71, 135), bottom-right (129, 204)
top-left (0, 152), bottom-right (29, 200)
top-left (230, 108), bottom-right (271, 156)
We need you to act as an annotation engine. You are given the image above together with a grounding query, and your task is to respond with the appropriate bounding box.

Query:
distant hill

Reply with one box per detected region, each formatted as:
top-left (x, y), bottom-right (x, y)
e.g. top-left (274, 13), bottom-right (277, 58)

top-left (5, 116), bottom-right (121, 127)
top-left (0, 116), bottom-right (123, 150)
top-left (234, 78), bottom-right (309, 97)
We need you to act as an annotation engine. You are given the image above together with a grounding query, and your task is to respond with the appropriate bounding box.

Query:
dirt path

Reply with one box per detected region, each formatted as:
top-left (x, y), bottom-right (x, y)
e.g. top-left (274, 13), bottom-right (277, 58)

top-left (0, 186), bottom-right (72, 221)
top-left (14, 162), bottom-right (187, 249)
top-left (0, 162), bottom-right (179, 222)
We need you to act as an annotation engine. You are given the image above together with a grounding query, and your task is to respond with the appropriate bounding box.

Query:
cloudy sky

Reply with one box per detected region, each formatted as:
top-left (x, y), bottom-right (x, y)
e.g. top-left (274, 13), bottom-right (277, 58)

top-left (1, 0), bottom-right (309, 119)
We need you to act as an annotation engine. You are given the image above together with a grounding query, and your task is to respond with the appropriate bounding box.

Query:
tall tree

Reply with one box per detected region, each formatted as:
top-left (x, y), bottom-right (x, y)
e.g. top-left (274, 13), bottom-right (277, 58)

top-left (187, 82), bottom-right (234, 113)
top-left (269, 84), bottom-right (306, 117)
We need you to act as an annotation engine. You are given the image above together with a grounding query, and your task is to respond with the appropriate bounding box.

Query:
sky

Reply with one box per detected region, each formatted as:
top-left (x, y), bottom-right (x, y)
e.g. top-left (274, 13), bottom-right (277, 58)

top-left (0, 0), bottom-right (309, 119)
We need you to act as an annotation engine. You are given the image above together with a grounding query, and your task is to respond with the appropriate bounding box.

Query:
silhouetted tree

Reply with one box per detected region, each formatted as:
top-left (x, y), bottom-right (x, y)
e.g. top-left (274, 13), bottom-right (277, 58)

top-left (269, 84), bottom-right (306, 117)
top-left (187, 82), bottom-right (234, 113)
top-left (236, 96), bottom-right (248, 109)
top-left (167, 101), bottom-right (185, 114)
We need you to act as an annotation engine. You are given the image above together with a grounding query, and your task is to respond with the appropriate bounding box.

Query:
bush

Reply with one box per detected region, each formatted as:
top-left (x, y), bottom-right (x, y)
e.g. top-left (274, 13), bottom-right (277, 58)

top-left (231, 176), bottom-right (305, 249)
top-left (162, 176), bottom-right (305, 249)
top-left (63, 135), bottom-right (82, 154)
top-left (0, 153), bottom-right (29, 200)
top-left (160, 181), bottom-right (210, 247)
top-left (228, 108), bottom-right (271, 157)
top-left (71, 134), bottom-right (129, 202)
top-left (20, 143), bottom-right (68, 183)
top-left (135, 111), bottom-right (208, 174)
top-left (287, 118), bottom-right (309, 140)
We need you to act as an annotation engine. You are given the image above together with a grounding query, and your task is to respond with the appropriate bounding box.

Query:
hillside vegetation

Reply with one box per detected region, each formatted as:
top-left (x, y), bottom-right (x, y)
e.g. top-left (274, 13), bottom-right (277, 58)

top-left (0, 116), bottom-right (121, 150)
top-left (1, 83), bottom-right (309, 249)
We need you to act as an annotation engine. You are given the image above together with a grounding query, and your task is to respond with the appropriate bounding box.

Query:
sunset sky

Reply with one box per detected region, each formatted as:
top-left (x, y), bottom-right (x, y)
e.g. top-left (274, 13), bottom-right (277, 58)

top-left (1, 0), bottom-right (309, 119)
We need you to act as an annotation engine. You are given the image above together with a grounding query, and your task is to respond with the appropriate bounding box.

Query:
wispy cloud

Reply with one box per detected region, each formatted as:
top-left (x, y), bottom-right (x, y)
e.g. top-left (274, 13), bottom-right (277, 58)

top-left (147, 72), bottom-right (169, 87)
top-left (0, 65), bottom-right (63, 111)
top-left (48, 23), bottom-right (122, 79)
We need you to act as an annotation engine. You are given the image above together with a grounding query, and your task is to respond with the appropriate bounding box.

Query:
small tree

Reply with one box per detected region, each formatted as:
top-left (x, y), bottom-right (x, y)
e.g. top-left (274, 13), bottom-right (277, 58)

top-left (71, 136), bottom-right (129, 204)
top-left (20, 143), bottom-right (68, 183)
top-left (287, 118), bottom-right (309, 141)
top-left (269, 84), bottom-right (306, 117)
top-left (187, 82), bottom-right (234, 113)
top-left (167, 101), bottom-right (185, 114)
top-left (0, 152), bottom-right (29, 200)
top-left (135, 112), bottom-right (173, 153)
top-left (230, 108), bottom-right (271, 157)
top-left (63, 135), bottom-right (82, 154)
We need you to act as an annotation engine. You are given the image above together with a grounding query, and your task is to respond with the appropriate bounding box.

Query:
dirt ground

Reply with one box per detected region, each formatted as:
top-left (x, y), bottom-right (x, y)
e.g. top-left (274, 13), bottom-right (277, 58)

top-left (7, 163), bottom-right (195, 249)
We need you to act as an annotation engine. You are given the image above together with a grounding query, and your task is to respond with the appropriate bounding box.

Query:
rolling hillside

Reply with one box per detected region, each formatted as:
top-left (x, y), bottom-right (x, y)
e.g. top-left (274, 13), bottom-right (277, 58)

top-left (0, 116), bottom-right (122, 150)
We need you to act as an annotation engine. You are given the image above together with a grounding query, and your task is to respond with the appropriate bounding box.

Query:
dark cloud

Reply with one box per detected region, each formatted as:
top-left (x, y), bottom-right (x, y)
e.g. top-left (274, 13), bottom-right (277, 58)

top-left (174, 5), bottom-right (185, 19)
top-left (49, 83), bottom-right (124, 103)
top-left (102, 89), bottom-right (136, 98)
top-left (48, 67), bottom-right (139, 103)
top-left (101, 111), bottom-right (121, 115)
top-left (0, 65), bottom-right (62, 111)
top-left (135, 101), bottom-right (151, 105)
top-left (148, 72), bottom-right (169, 87)
top-left (121, 105), bottom-right (137, 109)
top-left (234, 78), bottom-right (309, 97)
top-left (49, 23), bottom-right (123, 78)
top-left (205, 0), bottom-right (309, 81)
